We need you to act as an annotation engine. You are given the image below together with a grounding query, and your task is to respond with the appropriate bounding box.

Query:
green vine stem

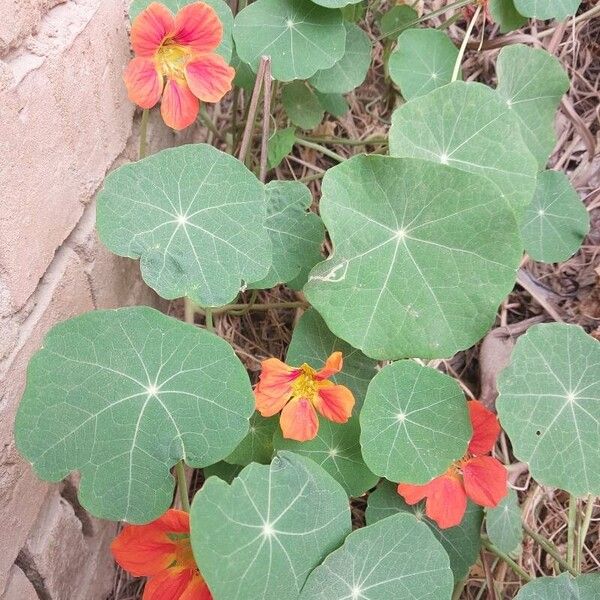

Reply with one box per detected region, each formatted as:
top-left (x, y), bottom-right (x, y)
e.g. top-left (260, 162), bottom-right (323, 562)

top-left (522, 523), bottom-right (579, 576)
top-left (205, 308), bottom-right (215, 333)
top-left (295, 139), bottom-right (345, 163)
top-left (175, 460), bottom-right (191, 512)
top-left (577, 495), bottom-right (595, 569)
top-left (197, 300), bottom-right (308, 316)
top-left (184, 297), bottom-right (195, 325)
top-left (199, 105), bottom-right (222, 140)
top-left (481, 535), bottom-right (532, 583)
top-left (567, 494), bottom-right (578, 571)
top-left (139, 108), bottom-right (149, 160)
top-left (452, 3), bottom-right (481, 82)
top-left (298, 135), bottom-right (388, 147)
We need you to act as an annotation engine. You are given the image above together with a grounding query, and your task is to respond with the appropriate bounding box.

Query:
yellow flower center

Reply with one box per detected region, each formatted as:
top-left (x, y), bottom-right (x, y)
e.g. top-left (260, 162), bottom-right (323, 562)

top-left (291, 364), bottom-right (318, 403)
top-left (156, 41), bottom-right (190, 80)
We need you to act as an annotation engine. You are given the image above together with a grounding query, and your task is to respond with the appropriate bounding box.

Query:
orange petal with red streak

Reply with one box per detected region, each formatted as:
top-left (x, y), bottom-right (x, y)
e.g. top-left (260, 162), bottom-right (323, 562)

top-left (397, 481), bottom-right (430, 505)
top-left (131, 2), bottom-right (174, 57)
top-left (185, 54), bottom-right (235, 103)
top-left (143, 568), bottom-right (196, 600)
top-left (424, 474), bottom-right (468, 529)
top-left (314, 382), bottom-right (354, 423)
top-left (315, 351), bottom-right (343, 380)
top-left (463, 455), bottom-right (507, 508)
top-left (467, 400), bottom-right (500, 456)
top-left (124, 57), bottom-right (163, 109)
top-left (180, 574), bottom-right (213, 600)
top-left (280, 397), bottom-right (319, 441)
top-left (161, 79), bottom-right (199, 129)
top-left (173, 2), bottom-right (223, 54)
top-left (254, 358), bottom-right (296, 416)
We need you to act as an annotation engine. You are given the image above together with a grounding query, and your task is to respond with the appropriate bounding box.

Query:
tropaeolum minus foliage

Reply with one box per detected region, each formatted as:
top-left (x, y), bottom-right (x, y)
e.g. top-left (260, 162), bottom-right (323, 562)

top-left (13, 0), bottom-right (600, 598)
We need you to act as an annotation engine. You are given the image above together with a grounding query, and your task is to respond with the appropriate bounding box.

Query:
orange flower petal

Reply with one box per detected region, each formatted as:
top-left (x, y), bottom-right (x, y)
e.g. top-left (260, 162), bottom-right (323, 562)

top-left (161, 79), bottom-right (199, 129)
top-left (180, 574), bottom-right (213, 600)
top-left (124, 57), bottom-right (163, 109)
top-left (111, 526), bottom-right (175, 577)
top-left (314, 383), bottom-right (354, 423)
top-left (155, 508), bottom-right (190, 534)
top-left (185, 54), bottom-right (235, 103)
top-left (467, 400), bottom-right (500, 456)
top-left (254, 358), bottom-right (297, 417)
top-left (315, 351), bottom-right (343, 380)
top-left (131, 2), bottom-right (175, 57)
top-left (280, 396), bottom-right (319, 441)
top-left (397, 481), bottom-right (430, 505)
top-left (463, 455), bottom-right (508, 508)
top-left (173, 2), bottom-right (223, 54)
top-left (143, 568), bottom-right (196, 600)
top-left (424, 474), bottom-right (468, 529)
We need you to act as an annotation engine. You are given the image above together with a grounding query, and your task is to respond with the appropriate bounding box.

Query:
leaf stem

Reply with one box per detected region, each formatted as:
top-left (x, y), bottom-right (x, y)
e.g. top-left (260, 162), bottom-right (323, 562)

top-left (205, 308), bottom-right (215, 333)
top-left (298, 135), bottom-right (388, 147)
top-left (522, 523), bottom-right (579, 576)
top-left (480, 535), bottom-right (532, 582)
top-left (184, 297), bottom-right (195, 325)
top-left (175, 461), bottom-right (190, 512)
top-left (196, 300), bottom-right (308, 316)
top-left (199, 105), bottom-right (221, 140)
top-left (567, 494), bottom-right (578, 571)
top-left (577, 495), bottom-right (595, 570)
top-left (452, 3), bottom-right (481, 82)
top-left (139, 108), bottom-right (149, 160)
top-left (294, 139), bottom-right (345, 163)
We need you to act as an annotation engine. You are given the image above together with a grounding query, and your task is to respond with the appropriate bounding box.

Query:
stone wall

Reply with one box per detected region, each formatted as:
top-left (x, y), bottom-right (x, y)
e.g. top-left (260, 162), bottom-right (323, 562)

top-left (0, 1), bottom-right (186, 597)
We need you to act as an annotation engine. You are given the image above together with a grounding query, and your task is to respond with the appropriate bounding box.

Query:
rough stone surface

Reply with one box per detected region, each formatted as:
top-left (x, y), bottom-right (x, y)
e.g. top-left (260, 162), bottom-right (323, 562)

top-left (0, 565), bottom-right (38, 600)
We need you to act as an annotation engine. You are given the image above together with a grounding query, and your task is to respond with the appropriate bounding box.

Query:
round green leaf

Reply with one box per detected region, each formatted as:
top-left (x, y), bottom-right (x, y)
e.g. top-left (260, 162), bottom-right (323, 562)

top-left (231, 50), bottom-right (256, 90)
top-left (366, 480), bottom-right (483, 582)
top-left (204, 461), bottom-right (243, 483)
top-left (496, 44), bottom-right (569, 168)
top-left (360, 361), bottom-right (471, 484)
top-left (497, 323), bottom-right (600, 497)
top-left (282, 82), bottom-right (325, 129)
top-left (489, 0), bottom-right (528, 33)
top-left (521, 170), bottom-right (589, 263)
top-left (513, 0), bottom-right (582, 20)
top-left (287, 308), bottom-right (378, 408)
top-left (515, 573), bottom-right (600, 600)
top-left (129, 0), bottom-right (234, 61)
top-left (303, 155), bottom-right (522, 360)
top-left (315, 91), bottom-right (349, 117)
top-left (389, 81), bottom-right (538, 215)
top-left (249, 181), bottom-right (324, 289)
top-left (233, 0), bottom-right (346, 82)
top-left (389, 29), bottom-right (459, 100)
top-left (225, 412), bottom-right (278, 466)
top-left (299, 513), bottom-right (454, 600)
top-left (267, 127), bottom-right (297, 169)
top-left (14, 307), bottom-right (254, 523)
top-left (378, 5), bottom-right (418, 40)
top-left (486, 488), bottom-right (523, 555)
top-left (191, 451), bottom-right (351, 600)
top-left (273, 417), bottom-right (379, 496)
top-left (97, 144), bottom-right (271, 307)
top-left (309, 23), bottom-right (372, 94)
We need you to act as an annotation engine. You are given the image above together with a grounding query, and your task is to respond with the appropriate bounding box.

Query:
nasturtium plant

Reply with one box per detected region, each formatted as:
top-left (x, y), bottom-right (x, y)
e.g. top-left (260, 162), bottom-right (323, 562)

top-left (304, 155), bottom-right (523, 359)
top-left (514, 573), bottom-right (600, 599)
top-left (389, 81), bottom-right (538, 215)
top-left (498, 323), bottom-right (600, 497)
top-left (249, 181), bottom-right (325, 289)
top-left (496, 44), bottom-right (569, 168)
top-left (308, 0), bottom-right (362, 8)
top-left (190, 452), bottom-right (351, 600)
top-left (282, 82), bottom-right (325, 130)
top-left (97, 144), bottom-right (271, 307)
top-left (314, 91), bottom-right (349, 117)
top-left (486, 488), bottom-right (523, 556)
top-left (388, 29), bottom-right (459, 100)
top-left (273, 417), bottom-right (379, 496)
top-left (299, 513), bottom-right (454, 599)
top-left (378, 4), bottom-right (418, 40)
top-left (15, 306), bottom-right (254, 523)
top-left (308, 22), bottom-right (372, 94)
top-left (225, 412), bottom-right (278, 466)
top-left (366, 480), bottom-right (484, 582)
top-left (360, 361), bottom-right (472, 484)
top-left (489, 0), bottom-right (527, 33)
top-left (522, 170), bottom-right (589, 263)
top-left (513, 0), bottom-right (582, 20)
top-left (233, 0), bottom-right (346, 82)
top-left (204, 461), bottom-right (243, 483)
top-left (267, 127), bottom-right (297, 169)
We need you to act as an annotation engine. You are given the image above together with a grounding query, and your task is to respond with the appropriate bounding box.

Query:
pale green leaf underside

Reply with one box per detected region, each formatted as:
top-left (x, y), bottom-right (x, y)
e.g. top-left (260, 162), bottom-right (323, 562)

top-left (486, 488), bottom-right (523, 555)
top-left (273, 417), bottom-right (379, 497)
top-left (303, 156), bottom-right (522, 360)
top-left (513, 0), bottom-right (581, 20)
top-left (497, 323), bottom-right (600, 496)
top-left (282, 82), bottom-right (325, 129)
top-left (309, 23), bottom-right (372, 94)
top-left (14, 307), bottom-right (254, 523)
top-left (249, 181), bottom-right (324, 289)
top-left (489, 0), bottom-right (527, 33)
top-left (360, 361), bottom-right (471, 484)
top-left (366, 481), bottom-right (483, 582)
top-left (496, 44), bottom-right (569, 168)
top-left (514, 573), bottom-right (600, 600)
top-left (309, 0), bottom-right (362, 7)
top-left (128, 0), bottom-right (234, 61)
top-left (389, 29), bottom-right (459, 100)
top-left (191, 452), bottom-right (351, 600)
top-left (521, 170), bottom-right (589, 263)
top-left (233, 0), bottom-right (346, 82)
top-left (286, 308), bottom-right (378, 408)
top-left (225, 412), bottom-right (278, 466)
top-left (299, 513), bottom-right (454, 599)
top-left (97, 144), bottom-right (270, 307)
top-left (389, 81), bottom-right (538, 215)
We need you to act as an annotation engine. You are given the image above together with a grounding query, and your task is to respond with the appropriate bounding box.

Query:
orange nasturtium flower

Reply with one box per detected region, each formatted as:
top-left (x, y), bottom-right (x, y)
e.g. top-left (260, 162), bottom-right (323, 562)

top-left (254, 351), bottom-right (355, 442)
top-left (124, 2), bottom-right (235, 130)
top-left (111, 509), bottom-right (212, 600)
top-left (397, 400), bottom-right (508, 529)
